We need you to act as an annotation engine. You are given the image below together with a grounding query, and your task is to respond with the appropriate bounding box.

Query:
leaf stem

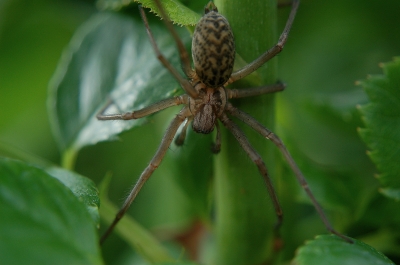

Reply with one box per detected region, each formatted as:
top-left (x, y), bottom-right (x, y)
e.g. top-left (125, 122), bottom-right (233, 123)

top-left (61, 147), bottom-right (78, 170)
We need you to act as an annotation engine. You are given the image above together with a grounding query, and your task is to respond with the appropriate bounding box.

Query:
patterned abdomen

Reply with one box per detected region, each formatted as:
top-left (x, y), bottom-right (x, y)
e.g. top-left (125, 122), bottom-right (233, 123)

top-left (192, 11), bottom-right (235, 88)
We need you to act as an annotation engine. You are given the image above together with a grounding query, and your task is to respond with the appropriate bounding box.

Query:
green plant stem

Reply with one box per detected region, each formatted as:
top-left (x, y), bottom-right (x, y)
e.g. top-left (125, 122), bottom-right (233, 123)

top-left (213, 0), bottom-right (278, 264)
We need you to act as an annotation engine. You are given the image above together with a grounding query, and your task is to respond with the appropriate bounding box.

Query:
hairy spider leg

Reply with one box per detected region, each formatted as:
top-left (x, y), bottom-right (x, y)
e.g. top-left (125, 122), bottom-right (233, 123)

top-left (225, 103), bottom-right (353, 244)
top-left (100, 107), bottom-right (191, 244)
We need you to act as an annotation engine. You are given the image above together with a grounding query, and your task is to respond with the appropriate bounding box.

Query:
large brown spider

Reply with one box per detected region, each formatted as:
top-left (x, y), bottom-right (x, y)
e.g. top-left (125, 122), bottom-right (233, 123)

top-left (97, 0), bottom-right (352, 245)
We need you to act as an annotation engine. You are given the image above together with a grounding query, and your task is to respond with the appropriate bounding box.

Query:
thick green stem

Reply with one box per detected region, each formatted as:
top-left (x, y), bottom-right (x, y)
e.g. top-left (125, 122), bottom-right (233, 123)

top-left (214, 0), bottom-right (278, 264)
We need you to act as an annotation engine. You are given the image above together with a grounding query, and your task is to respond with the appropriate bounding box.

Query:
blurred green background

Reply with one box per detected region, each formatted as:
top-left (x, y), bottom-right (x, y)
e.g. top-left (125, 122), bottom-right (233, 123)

top-left (1, 0), bottom-right (400, 263)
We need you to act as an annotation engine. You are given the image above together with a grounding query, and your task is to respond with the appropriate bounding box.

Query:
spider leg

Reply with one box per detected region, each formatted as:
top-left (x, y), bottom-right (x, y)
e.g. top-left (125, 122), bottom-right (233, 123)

top-left (152, 0), bottom-right (194, 79)
top-left (175, 117), bottom-right (192, 146)
top-left (226, 0), bottom-right (300, 85)
top-left (100, 107), bottom-right (191, 244)
top-left (139, 5), bottom-right (198, 98)
top-left (97, 95), bottom-right (188, 120)
top-left (227, 82), bottom-right (286, 99)
top-left (219, 112), bottom-right (284, 240)
top-left (225, 103), bottom-right (354, 243)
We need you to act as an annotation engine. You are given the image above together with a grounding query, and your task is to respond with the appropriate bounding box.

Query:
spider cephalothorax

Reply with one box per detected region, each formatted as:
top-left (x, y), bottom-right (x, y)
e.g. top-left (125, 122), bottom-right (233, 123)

top-left (189, 83), bottom-right (226, 134)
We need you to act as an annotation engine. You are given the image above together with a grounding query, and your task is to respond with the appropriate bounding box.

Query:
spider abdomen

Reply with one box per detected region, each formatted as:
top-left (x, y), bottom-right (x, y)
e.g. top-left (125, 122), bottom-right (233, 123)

top-left (192, 10), bottom-right (235, 88)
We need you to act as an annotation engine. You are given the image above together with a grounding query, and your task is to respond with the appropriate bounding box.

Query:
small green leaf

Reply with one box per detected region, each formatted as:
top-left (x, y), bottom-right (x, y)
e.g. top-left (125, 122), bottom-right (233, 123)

top-left (0, 158), bottom-right (102, 265)
top-left (358, 57), bottom-right (400, 200)
top-left (46, 167), bottom-right (100, 226)
top-left (293, 235), bottom-right (394, 265)
top-left (48, 12), bottom-right (184, 155)
top-left (96, 0), bottom-right (201, 26)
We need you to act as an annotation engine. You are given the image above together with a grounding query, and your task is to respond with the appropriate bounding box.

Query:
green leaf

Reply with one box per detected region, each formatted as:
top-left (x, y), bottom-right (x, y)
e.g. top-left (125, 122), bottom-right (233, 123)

top-left (96, 0), bottom-right (201, 26)
top-left (46, 167), bottom-right (100, 226)
top-left (358, 57), bottom-right (400, 200)
top-left (48, 12), bottom-right (183, 155)
top-left (0, 158), bottom-right (102, 265)
top-left (293, 235), bottom-right (394, 265)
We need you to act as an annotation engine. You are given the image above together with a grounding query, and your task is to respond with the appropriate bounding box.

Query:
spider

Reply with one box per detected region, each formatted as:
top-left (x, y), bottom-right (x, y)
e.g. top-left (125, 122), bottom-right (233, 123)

top-left (97, 0), bottom-right (352, 245)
